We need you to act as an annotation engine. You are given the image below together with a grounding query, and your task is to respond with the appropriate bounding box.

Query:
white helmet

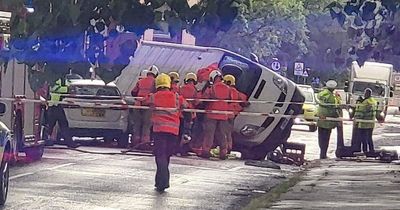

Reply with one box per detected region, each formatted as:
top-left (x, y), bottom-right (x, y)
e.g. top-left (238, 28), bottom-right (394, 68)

top-left (148, 65), bottom-right (159, 77)
top-left (209, 70), bottom-right (222, 82)
top-left (326, 80), bottom-right (338, 89)
top-left (139, 69), bottom-right (148, 78)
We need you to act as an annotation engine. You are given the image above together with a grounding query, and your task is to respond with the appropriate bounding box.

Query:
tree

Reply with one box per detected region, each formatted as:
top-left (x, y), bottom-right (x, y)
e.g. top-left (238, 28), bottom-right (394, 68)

top-left (0, 0), bottom-right (243, 90)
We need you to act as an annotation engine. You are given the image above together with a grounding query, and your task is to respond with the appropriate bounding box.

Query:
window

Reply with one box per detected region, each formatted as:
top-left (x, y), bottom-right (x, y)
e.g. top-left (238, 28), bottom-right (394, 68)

top-left (219, 54), bottom-right (262, 97)
top-left (352, 82), bottom-right (385, 97)
top-left (70, 85), bottom-right (121, 97)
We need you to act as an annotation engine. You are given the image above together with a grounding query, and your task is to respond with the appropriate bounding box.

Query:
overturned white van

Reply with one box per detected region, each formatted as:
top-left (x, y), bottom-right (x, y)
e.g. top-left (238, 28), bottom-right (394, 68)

top-left (116, 41), bottom-right (305, 160)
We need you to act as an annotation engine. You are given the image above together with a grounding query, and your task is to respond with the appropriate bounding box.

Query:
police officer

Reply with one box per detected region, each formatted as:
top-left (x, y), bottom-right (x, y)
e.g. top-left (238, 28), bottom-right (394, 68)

top-left (131, 65), bottom-right (159, 150)
top-left (354, 88), bottom-right (377, 154)
top-left (47, 78), bottom-right (78, 148)
top-left (142, 73), bottom-right (190, 193)
top-left (316, 80), bottom-right (340, 159)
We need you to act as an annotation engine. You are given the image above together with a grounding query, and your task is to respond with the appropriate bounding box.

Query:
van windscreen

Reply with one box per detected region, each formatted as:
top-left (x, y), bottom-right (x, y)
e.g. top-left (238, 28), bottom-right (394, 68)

top-left (220, 55), bottom-right (262, 97)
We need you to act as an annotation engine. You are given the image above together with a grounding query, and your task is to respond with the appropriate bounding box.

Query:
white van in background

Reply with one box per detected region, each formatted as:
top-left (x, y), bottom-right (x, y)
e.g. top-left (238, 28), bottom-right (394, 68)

top-left (116, 41), bottom-right (305, 160)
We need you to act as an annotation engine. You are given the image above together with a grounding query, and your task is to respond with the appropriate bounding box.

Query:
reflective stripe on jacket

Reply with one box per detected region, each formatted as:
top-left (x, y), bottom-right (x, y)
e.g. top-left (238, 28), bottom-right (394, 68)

top-left (143, 90), bottom-right (188, 136)
top-left (355, 97), bottom-right (377, 129)
top-left (49, 80), bottom-right (68, 106)
top-left (316, 88), bottom-right (339, 129)
top-left (202, 81), bottom-right (232, 120)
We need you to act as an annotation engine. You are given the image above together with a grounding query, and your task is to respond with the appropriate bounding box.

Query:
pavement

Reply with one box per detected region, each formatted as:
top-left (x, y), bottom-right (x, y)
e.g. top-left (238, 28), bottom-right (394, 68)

top-left (267, 113), bottom-right (400, 210)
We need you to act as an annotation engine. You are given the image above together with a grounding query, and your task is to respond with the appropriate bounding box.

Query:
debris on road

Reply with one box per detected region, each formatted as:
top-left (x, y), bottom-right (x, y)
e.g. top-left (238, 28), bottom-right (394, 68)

top-left (245, 160), bottom-right (281, 170)
top-left (267, 142), bottom-right (306, 166)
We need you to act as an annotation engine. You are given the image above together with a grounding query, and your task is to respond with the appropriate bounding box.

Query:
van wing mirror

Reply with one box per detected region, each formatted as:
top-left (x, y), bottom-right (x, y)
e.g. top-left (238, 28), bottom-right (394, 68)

top-left (0, 103), bottom-right (6, 115)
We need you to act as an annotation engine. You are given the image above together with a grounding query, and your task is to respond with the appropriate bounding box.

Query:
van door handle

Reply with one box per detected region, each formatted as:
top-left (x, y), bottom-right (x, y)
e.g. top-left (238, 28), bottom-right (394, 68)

top-left (254, 80), bottom-right (266, 99)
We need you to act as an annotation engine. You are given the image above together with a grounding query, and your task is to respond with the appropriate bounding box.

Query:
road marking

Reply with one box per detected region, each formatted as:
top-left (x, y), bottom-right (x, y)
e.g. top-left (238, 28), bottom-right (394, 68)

top-left (10, 172), bottom-right (35, 180)
top-left (227, 166), bottom-right (242, 172)
top-left (47, 163), bottom-right (75, 170)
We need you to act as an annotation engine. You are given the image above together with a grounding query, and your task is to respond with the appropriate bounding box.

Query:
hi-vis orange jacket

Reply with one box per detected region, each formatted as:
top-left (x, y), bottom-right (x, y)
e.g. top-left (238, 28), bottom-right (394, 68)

top-left (202, 81), bottom-right (232, 120)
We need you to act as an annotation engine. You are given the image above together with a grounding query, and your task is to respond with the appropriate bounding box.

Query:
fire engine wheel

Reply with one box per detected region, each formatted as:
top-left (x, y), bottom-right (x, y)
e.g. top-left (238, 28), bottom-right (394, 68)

top-left (25, 146), bottom-right (44, 161)
top-left (0, 146), bottom-right (10, 206)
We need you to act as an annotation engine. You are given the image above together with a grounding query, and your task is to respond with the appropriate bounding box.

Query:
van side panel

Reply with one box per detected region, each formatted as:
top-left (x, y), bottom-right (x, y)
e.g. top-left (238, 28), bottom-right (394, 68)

top-left (116, 43), bottom-right (224, 95)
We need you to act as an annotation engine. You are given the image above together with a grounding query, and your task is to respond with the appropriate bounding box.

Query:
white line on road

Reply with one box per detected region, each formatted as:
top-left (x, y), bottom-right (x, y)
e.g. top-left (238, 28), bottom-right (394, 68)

top-left (227, 166), bottom-right (243, 172)
top-left (10, 172), bottom-right (35, 180)
top-left (46, 163), bottom-right (75, 170)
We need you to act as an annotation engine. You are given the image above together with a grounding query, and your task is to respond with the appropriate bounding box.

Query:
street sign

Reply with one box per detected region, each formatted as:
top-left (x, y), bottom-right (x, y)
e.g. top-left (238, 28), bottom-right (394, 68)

top-left (302, 69), bottom-right (309, 77)
top-left (294, 62), bottom-right (304, 76)
top-left (271, 61), bottom-right (281, 71)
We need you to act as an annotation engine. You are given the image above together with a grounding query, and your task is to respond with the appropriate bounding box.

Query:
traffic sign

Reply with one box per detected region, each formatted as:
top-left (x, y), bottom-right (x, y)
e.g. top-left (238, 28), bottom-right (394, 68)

top-left (302, 69), bottom-right (309, 77)
top-left (294, 62), bottom-right (304, 76)
top-left (271, 61), bottom-right (281, 71)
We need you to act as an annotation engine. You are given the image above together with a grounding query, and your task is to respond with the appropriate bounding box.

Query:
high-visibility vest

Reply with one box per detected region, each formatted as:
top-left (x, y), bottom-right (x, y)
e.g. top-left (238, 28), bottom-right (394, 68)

top-left (147, 90), bottom-right (188, 136)
top-left (49, 79), bottom-right (68, 106)
top-left (179, 83), bottom-right (199, 119)
top-left (316, 88), bottom-right (339, 129)
top-left (229, 87), bottom-right (247, 119)
top-left (131, 77), bottom-right (155, 97)
top-left (355, 97), bottom-right (377, 129)
top-left (202, 81), bottom-right (232, 120)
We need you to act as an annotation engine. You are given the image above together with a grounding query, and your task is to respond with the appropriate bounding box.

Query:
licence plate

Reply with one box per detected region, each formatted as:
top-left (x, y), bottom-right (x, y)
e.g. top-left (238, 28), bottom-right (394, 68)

top-left (81, 108), bottom-right (106, 117)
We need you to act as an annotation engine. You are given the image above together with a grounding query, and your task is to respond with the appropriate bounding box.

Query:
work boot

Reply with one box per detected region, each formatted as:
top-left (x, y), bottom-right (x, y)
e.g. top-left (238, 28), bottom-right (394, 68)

top-left (219, 149), bottom-right (228, 160)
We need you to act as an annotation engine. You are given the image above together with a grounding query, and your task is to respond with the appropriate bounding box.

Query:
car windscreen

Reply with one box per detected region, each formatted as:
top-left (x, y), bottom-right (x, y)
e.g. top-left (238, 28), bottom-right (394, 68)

top-left (219, 54), bottom-right (262, 97)
top-left (352, 82), bottom-right (385, 97)
top-left (300, 90), bottom-right (315, 103)
top-left (70, 85), bottom-right (121, 97)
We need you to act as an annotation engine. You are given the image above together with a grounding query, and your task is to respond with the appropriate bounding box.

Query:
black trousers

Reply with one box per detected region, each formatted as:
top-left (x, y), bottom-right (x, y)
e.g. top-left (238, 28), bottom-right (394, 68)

top-left (318, 127), bottom-right (332, 159)
top-left (358, 128), bottom-right (374, 153)
top-left (351, 126), bottom-right (361, 152)
top-left (47, 106), bottom-right (73, 143)
top-left (153, 132), bottom-right (178, 190)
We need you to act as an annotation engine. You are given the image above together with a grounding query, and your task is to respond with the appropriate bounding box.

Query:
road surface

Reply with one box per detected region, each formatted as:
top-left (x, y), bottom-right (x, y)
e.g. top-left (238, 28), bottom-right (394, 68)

top-left (5, 109), bottom-right (400, 209)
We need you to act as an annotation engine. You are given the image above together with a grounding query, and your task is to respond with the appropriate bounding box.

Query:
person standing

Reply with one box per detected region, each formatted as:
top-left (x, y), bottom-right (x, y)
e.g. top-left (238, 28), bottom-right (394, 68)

top-left (142, 73), bottom-right (191, 193)
top-left (223, 74), bottom-right (248, 153)
top-left (47, 78), bottom-right (78, 148)
top-left (168, 71), bottom-right (180, 93)
top-left (130, 65), bottom-right (159, 149)
top-left (200, 70), bottom-right (232, 160)
top-left (354, 88), bottom-right (377, 154)
top-left (316, 80), bottom-right (340, 159)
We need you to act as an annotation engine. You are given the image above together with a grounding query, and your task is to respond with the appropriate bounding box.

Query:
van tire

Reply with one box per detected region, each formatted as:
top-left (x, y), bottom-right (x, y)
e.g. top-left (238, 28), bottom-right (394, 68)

top-left (0, 146), bottom-right (10, 205)
top-left (25, 146), bottom-right (44, 161)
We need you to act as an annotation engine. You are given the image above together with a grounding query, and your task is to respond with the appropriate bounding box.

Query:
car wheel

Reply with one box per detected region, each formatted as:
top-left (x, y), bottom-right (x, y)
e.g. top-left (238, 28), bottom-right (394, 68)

top-left (117, 133), bottom-right (129, 148)
top-left (309, 124), bottom-right (317, 132)
top-left (25, 146), bottom-right (44, 161)
top-left (0, 147), bottom-right (10, 205)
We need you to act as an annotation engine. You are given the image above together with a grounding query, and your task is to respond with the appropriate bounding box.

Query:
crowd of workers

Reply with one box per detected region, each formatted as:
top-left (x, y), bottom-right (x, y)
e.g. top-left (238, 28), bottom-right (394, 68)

top-left (316, 80), bottom-right (378, 159)
top-left (129, 65), bottom-right (249, 160)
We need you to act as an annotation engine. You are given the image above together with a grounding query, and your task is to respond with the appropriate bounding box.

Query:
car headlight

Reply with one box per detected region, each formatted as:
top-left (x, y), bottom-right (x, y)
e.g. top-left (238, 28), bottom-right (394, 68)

top-left (273, 75), bottom-right (288, 95)
top-left (240, 125), bottom-right (264, 137)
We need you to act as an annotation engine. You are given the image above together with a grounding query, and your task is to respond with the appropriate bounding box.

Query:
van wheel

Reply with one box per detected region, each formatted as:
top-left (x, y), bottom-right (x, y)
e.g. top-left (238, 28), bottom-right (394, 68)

top-left (117, 133), bottom-right (129, 148)
top-left (309, 125), bottom-right (317, 132)
top-left (25, 146), bottom-right (44, 161)
top-left (0, 147), bottom-right (10, 205)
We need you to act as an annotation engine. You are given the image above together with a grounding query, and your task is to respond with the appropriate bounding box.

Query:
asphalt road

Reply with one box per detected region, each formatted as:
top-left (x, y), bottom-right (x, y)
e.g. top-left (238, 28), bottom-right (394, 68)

top-left (4, 108), bottom-right (399, 210)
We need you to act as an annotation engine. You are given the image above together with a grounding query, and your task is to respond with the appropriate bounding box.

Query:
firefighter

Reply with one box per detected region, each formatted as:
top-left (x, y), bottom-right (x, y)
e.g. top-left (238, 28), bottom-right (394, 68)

top-left (178, 72), bottom-right (199, 155)
top-left (316, 80), bottom-right (340, 159)
top-left (200, 70), bottom-right (232, 160)
top-left (131, 65), bottom-right (159, 150)
top-left (169, 71), bottom-right (180, 93)
top-left (47, 78), bottom-right (78, 148)
top-left (141, 73), bottom-right (191, 193)
top-left (354, 88), bottom-right (377, 154)
top-left (223, 74), bottom-right (248, 153)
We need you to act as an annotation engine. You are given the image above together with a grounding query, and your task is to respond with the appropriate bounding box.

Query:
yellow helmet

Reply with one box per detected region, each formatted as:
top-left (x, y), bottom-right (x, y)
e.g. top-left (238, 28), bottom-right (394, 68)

top-left (184, 72), bottom-right (198, 83)
top-left (223, 74), bottom-right (236, 86)
top-left (155, 73), bottom-right (171, 89)
top-left (168, 71), bottom-right (180, 83)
